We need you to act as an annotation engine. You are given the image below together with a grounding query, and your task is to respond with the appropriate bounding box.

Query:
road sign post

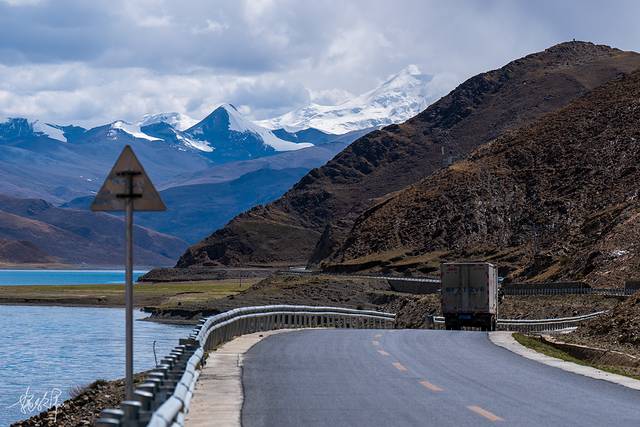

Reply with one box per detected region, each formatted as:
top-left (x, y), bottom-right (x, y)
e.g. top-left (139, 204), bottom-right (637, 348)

top-left (91, 145), bottom-right (166, 399)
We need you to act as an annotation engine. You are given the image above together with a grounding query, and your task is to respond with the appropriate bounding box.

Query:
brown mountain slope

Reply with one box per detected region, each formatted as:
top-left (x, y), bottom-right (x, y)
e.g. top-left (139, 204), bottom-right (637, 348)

top-left (178, 41), bottom-right (640, 268)
top-left (329, 69), bottom-right (640, 286)
top-left (0, 194), bottom-right (186, 266)
top-left (0, 238), bottom-right (55, 264)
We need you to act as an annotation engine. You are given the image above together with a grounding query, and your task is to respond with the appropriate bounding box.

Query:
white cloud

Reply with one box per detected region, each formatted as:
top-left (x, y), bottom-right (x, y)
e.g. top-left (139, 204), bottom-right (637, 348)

top-left (0, 63), bottom-right (312, 126)
top-left (0, 0), bottom-right (639, 126)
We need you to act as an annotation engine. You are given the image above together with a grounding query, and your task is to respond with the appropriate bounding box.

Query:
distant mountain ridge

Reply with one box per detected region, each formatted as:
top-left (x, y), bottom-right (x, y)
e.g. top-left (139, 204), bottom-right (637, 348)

top-left (0, 194), bottom-right (185, 266)
top-left (0, 104), bottom-right (344, 204)
top-left (64, 167), bottom-right (315, 243)
top-left (1, 104), bottom-right (314, 157)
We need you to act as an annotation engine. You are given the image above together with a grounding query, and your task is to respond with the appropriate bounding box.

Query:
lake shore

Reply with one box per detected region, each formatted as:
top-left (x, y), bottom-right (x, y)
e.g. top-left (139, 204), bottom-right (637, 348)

top-left (0, 279), bottom-right (259, 322)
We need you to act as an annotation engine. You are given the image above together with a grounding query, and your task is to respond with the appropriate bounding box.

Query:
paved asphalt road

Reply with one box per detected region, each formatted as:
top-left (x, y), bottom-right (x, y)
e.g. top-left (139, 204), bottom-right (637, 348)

top-left (241, 329), bottom-right (640, 426)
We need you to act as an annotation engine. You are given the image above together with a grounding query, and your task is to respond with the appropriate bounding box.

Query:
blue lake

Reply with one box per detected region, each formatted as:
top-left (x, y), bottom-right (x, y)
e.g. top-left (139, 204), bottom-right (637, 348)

top-left (0, 269), bottom-right (147, 286)
top-left (0, 305), bottom-right (192, 426)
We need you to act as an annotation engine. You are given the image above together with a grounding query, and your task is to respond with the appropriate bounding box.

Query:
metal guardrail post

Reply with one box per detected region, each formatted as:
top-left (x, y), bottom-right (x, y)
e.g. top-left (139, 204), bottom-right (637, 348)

top-left (120, 400), bottom-right (142, 424)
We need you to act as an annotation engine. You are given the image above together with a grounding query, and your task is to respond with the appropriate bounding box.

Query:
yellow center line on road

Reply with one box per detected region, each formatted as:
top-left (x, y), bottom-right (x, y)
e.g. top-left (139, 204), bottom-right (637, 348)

top-left (467, 405), bottom-right (504, 422)
top-left (392, 362), bottom-right (408, 372)
top-left (419, 380), bottom-right (443, 392)
top-left (371, 340), bottom-right (380, 346)
top-left (377, 350), bottom-right (390, 356)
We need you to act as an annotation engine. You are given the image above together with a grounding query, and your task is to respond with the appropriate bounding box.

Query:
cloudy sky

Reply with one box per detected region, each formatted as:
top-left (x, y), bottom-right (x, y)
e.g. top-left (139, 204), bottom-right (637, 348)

top-left (1, 0), bottom-right (639, 127)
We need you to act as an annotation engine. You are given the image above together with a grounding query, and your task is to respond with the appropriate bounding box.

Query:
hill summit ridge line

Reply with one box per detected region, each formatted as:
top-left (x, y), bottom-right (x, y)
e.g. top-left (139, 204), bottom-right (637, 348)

top-left (177, 41), bottom-right (640, 270)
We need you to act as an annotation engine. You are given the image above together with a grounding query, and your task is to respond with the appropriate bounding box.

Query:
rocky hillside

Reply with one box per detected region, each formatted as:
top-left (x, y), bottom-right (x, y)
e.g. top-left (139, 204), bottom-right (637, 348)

top-left (177, 42), bottom-right (640, 268)
top-left (329, 69), bottom-right (640, 286)
top-left (568, 292), bottom-right (640, 356)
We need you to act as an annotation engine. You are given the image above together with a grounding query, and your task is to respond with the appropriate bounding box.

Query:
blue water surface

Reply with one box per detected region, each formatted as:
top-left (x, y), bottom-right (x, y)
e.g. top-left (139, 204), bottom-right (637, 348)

top-left (0, 305), bottom-right (192, 426)
top-left (0, 269), bottom-right (147, 286)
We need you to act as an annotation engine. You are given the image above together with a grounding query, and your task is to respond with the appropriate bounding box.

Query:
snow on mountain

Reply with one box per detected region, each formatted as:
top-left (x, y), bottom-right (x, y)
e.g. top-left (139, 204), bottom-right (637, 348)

top-left (1, 105), bottom-right (314, 164)
top-left (188, 104), bottom-right (313, 153)
top-left (109, 120), bottom-right (161, 141)
top-left (174, 132), bottom-right (214, 152)
top-left (258, 65), bottom-right (441, 134)
top-left (139, 112), bottom-right (197, 131)
top-left (32, 121), bottom-right (67, 142)
top-left (223, 104), bottom-right (314, 151)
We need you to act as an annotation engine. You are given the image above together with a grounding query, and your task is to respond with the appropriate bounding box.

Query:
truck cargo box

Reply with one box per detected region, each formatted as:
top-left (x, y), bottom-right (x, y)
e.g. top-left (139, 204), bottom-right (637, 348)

top-left (441, 262), bottom-right (498, 330)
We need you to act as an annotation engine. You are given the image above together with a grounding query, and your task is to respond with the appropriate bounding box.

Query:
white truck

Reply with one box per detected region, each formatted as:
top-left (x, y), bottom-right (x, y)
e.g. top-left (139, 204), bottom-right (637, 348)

top-left (441, 262), bottom-right (499, 331)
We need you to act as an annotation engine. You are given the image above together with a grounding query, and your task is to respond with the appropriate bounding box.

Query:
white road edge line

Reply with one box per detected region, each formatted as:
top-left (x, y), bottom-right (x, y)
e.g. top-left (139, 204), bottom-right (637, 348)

top-left (489, 331), bottom-right (640, 391)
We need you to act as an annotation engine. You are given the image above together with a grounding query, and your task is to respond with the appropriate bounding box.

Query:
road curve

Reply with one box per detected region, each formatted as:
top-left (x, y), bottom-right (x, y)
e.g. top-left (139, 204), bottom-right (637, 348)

top-left (241, 329), bottom-right (640, 426)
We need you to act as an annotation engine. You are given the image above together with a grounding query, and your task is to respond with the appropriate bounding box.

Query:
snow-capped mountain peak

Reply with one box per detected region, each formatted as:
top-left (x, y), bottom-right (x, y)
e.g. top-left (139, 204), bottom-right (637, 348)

top-left (257, 65), bottom-right (442, 134)
top-left (221, 103), bottom-right (254, 133)
top-left (139, 112), bottom-right (197, 131)
top-left (189, 104), bottom-right (314, 153)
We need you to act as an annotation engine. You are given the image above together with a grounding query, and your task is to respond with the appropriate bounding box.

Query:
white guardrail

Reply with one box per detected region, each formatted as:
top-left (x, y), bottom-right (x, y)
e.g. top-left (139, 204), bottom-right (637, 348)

top-left (95, 305), bottom-right (396, 427)
top-left (282, 270), bottom-right (637, 295)
top-left (281, 269), bottom-right (441, 283)
top-left (430, 311), bottom-right (607, 332)
top-left (502, 287), bottom-right (634, 296)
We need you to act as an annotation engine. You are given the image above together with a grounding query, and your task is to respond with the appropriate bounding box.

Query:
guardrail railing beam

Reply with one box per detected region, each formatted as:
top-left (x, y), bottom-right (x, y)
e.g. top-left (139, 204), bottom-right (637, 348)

top-left (430, 311), bottom-right (606, 332)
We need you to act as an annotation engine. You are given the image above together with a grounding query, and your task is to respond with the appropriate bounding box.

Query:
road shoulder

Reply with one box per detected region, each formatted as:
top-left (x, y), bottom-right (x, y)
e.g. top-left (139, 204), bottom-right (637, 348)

top-left (489, 331), bottom-right (640, 391)
top-left (185, 329), bottom-right (294, 427)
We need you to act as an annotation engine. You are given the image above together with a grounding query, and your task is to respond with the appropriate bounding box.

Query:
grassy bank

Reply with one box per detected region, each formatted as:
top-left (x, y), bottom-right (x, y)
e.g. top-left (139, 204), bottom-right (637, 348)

top-left (513, 333), bottom-right (640, 380)
top-left (0, 278), bottom-right (260, 310)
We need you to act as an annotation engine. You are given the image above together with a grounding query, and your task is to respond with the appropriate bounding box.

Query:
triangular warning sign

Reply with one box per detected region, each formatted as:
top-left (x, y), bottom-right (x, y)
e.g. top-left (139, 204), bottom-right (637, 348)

top-left (91, 145), bottom-right (166, 212)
